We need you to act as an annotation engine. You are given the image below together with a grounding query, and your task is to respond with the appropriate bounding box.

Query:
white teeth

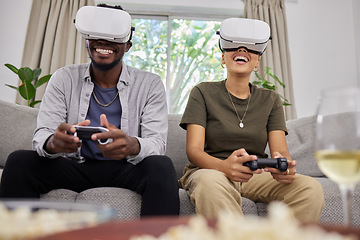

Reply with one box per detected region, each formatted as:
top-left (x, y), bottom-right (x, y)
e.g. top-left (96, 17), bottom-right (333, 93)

top-left (234, 55), bottom-right (248, 62)
top-left (95, 48), bottom-right (114, 54)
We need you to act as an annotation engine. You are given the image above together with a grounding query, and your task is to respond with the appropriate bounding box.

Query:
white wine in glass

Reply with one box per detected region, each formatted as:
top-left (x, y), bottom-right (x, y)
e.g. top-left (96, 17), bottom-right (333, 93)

top-left (314, 87), bottom-right (360, 225)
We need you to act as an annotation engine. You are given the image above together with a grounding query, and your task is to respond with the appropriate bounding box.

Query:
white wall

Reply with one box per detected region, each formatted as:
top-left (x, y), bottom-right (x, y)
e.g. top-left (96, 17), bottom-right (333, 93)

top-left (0, 0), bottom-right (32, 103)
top-left (286, 0), bottom-right (358, 118)
top-left (353, 0), bottom-right (360, 85)
top-left (0, 0), bottom-right (359, 119)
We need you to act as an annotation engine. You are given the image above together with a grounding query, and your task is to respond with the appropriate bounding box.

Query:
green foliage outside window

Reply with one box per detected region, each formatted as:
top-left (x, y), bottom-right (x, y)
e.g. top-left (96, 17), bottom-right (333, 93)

top-left (124, 18), bottom-right (290, 112)
top-left (124, 18), bottom-right (223, 113)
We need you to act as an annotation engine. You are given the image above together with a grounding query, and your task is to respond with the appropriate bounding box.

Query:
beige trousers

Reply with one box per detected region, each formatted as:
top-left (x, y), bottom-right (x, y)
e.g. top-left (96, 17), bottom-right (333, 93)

top-left (180, 168), bottom-right (325, 223)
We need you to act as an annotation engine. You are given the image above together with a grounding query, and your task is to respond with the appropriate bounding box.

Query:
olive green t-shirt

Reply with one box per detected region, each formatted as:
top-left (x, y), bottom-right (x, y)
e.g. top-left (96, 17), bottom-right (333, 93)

top-left (180, 80), bottom-right (287, 159)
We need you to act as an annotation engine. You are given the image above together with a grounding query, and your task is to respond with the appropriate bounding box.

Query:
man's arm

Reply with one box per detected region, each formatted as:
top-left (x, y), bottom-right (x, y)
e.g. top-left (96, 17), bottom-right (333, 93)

top-left (126, 74), bottom-right (168, 165)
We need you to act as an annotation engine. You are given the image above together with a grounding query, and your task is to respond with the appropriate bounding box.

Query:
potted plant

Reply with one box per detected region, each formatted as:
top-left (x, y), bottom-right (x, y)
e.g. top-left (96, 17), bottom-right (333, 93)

top-left (4, 64), bottom-right (51, 108)
top-left (252, 66), bottom-right (291, 106)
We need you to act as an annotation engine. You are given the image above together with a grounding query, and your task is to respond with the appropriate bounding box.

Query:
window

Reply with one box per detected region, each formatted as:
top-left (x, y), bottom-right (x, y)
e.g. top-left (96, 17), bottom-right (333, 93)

top-left (124, 16), bottom-right (224, 113)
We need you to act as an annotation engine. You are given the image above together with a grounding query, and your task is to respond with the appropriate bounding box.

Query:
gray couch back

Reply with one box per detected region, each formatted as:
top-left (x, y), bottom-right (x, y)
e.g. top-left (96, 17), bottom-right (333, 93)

top-left (166, 114), bottom-right (187, 179)
top-left (286, 116), bottom-right (323, 177)
top-left (0, 100), bottom-right (38, 168)
top-left (0, 99), bottom-right (323, 179)
top-left (0, 100), bottom-right (188, 179)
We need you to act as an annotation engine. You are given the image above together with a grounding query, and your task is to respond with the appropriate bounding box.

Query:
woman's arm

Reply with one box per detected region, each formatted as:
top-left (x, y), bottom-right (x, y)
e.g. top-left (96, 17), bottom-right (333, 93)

top-left (186, 124), bottom-right (261, 182)
top-left (267, 130), bottom-right (296, 183)
top-left (186, 124), bottom-right (223, 170)
top-left (268, 130), bottom-right (292, 160)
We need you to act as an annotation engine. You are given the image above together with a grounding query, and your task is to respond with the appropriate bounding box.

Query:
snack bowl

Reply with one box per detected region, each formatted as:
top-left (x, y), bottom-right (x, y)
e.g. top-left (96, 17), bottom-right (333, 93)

top-left (0, 200), bottom-right (116, 239)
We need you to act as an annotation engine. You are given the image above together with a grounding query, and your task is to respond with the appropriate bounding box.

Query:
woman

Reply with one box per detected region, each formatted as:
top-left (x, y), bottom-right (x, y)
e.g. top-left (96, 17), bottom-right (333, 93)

top-left (179, 18), bottom-right (324, 223)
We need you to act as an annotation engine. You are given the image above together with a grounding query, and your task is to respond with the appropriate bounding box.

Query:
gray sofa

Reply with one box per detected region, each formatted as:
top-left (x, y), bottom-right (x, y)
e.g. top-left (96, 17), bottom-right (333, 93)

top-left (1, 99), bottom-right (359, 225)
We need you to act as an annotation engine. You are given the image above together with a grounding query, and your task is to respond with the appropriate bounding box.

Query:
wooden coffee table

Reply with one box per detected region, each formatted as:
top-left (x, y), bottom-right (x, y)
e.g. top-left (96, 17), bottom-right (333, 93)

top-left (38, 217), bottom-right (360, 240)
top-left (38, 217), bottom-right (191, 240)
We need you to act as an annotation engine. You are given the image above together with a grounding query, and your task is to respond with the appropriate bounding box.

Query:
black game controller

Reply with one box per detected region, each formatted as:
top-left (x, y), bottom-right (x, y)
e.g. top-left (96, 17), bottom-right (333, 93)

top-left (243, 158), bottom-right (288, 172)
top-left (68, 126), bottom-right (113, 145)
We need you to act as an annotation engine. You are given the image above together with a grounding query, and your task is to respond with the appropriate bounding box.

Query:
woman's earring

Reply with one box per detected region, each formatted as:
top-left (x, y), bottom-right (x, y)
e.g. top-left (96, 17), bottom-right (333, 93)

top-left (221, 63), bottom-right (226, 68)
top-left (254, 67), bottom-right (259, 72)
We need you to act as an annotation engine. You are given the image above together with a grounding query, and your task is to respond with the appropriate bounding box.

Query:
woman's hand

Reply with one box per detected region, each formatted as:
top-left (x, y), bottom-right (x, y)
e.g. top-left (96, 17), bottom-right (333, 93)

top-left (264, 151), bottom-right (297, 184)
top-left (222, 148), bottom-right (263, 182)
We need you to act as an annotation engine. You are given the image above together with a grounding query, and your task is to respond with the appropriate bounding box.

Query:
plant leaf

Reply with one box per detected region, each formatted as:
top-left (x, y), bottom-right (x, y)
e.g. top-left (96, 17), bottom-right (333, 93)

top-left (33, 68), bottom-right (42, 81)
top-left (5, 84), bottom-right (18, 91)
top-left (4, 63), bottom-right (19, 75)
top-left (268, 72), bottom-right (285, 88)
top-left (18, 67), bottom-right (34, 83)
top-left (283, 102), bottom-right (292, 106)
top-left (30, 100), bottom-right (42, 108)
top-left (265, 66), bottom-right (271, 73)
top-left (18, 83), bottom-right (36, 100)
top-left (279, 95), bottom-right (291, 106)
top-left (35, 74), bottom-right (51, 88)
top-left (254, 72), bottom-right (262, 81)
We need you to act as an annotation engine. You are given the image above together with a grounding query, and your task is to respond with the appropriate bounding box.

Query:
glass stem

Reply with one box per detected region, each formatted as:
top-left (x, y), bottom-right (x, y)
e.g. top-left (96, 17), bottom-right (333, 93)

top-left (339, 185), bottom-right (354, 226)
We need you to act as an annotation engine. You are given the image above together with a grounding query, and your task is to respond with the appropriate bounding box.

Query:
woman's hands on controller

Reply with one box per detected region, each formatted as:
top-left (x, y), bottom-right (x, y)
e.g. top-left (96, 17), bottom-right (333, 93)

top-left (264, 151), bottom-right (297, 184)
top-left (222, 150), bottom-right (297, 184)
top-left (222, 148), bottom-right (263, 182)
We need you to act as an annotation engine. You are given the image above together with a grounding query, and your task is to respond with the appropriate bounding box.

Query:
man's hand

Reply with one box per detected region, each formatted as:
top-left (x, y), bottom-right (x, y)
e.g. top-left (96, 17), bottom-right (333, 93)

top-left (222, 148), bottom-right (262, 182)
top-left (44, 119), bottom-right (90, 154)
top-left (264, 152), bottom-right (297, 184)
top-left (91, 114), bottom-right (140, 160)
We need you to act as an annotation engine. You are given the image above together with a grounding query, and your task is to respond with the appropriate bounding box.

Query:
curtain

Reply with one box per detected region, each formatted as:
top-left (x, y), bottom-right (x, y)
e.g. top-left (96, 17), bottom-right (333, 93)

top-left (17, 0), bottom-right (95, 106)
top-left (244, 0), bottom-right (297, 120)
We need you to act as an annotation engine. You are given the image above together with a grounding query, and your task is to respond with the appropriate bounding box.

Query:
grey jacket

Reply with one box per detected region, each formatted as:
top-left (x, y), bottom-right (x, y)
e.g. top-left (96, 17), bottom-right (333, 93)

top-left (33, 62), bottom-right (168, 165)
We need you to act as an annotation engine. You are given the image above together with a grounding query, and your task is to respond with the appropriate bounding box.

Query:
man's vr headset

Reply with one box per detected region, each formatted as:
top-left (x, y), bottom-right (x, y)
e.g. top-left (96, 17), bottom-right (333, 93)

top-left (74, 6), bottom-right (134, 43)
top-left (216, 18), bottom-right (271, 55)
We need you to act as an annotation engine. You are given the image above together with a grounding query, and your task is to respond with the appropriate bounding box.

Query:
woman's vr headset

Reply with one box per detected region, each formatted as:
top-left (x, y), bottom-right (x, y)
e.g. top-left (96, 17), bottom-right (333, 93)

top-left (216, 18), bottom-right (271, 55)
top-left (74, 6), bottom-right (134, 43)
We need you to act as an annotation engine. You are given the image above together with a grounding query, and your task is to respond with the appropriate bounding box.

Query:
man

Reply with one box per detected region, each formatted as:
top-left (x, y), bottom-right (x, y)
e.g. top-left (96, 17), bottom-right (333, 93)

top-left (0, 4), bottom-right (180, 216)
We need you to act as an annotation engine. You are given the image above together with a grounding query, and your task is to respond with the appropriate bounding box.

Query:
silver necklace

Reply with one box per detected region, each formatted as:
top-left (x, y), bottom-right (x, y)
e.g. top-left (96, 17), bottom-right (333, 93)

top-left (226, 85), bottom-right (251, 129)
top-left (92, 91), bottom-right (119, 107)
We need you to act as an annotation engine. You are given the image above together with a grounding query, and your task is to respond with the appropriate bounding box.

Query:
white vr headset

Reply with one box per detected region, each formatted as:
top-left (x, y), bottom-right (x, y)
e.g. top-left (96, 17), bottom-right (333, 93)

top-left (74, 6), bottom-right (134, 43)
top-left (216, 18), bottom-right (271, 55)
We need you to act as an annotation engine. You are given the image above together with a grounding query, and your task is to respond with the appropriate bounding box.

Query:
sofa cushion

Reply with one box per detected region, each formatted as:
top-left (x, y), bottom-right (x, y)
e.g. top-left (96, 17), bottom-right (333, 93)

top-left (0, 100), bottom-right (38, 168)
top-left (42, 187), bottom-right (197, 220)
top-left (286, 115), bottom-right (324, 177)
top-left (179, 188), bottom-right (196, 215)
top-left (166, 114), bottom-right (188, 179)
top-left (41, 189), bottom-right (78, 202)
top-left (76, 187), bottom-right (142, 220)
top-left (316, 177), bottom-right (360, 225)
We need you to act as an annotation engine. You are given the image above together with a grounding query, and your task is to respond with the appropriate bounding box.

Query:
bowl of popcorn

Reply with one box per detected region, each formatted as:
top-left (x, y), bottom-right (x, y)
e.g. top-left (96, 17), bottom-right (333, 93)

top-left (130, 202), bottom-right (357, 240)
top-left (0, 200), bottom-right (115, 240)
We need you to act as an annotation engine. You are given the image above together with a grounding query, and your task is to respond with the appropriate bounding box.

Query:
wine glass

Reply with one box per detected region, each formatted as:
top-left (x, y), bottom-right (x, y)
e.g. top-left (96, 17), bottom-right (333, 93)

top-left (314, 87), bottom-right (360, 225)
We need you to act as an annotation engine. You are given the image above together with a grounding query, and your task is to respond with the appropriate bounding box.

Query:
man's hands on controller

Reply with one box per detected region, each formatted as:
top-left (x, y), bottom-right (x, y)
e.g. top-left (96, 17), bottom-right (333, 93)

top-left (91, 114), bottom-right (140, 160)
top-left (45, 120), bottom-right (90, 154)
top-left (45, 114), bottom-right (140, 160)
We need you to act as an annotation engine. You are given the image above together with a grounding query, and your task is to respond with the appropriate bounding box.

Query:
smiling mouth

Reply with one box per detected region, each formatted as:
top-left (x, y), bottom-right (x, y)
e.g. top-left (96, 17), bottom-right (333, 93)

top-left (95, 48), bottom-right (114, 55)
top-left (233, 55), bottom-right (249, 63)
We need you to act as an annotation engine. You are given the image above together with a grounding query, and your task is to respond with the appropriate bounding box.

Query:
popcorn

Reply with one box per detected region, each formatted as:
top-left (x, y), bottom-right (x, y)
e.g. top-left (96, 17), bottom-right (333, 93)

top-left (0, 203), bottom-right (98, 240)
top-left (131, 202), bottom-right (356, 240)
